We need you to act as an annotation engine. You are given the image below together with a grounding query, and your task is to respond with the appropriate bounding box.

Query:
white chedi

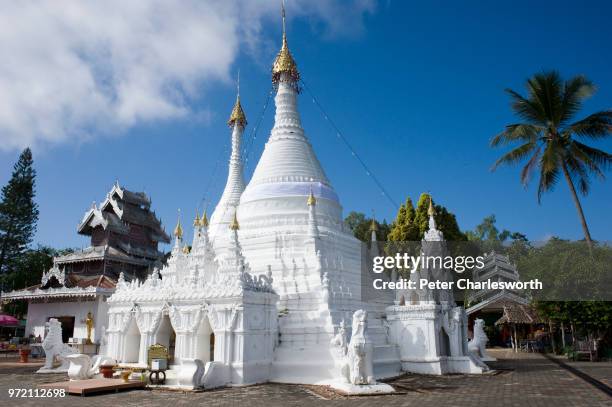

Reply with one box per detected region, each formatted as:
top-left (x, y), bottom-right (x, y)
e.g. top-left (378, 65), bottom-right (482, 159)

top-left (99, 8), bottom-right (489, 390)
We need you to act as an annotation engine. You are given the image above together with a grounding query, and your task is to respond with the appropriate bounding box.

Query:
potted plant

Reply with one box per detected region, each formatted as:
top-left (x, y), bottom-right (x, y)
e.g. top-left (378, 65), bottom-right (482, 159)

top-left (99, 364), bottom-right (114, 379)
top-left (19, 347), bottom-right (31, 363)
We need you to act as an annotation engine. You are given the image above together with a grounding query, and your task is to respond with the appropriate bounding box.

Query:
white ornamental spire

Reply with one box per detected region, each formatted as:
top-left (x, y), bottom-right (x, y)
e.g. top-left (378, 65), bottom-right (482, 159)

top-left (209, 76), bottom-right (247, 241)
top-left (173, 209), bottom-right (183, 250)
top-left (217, 210), bottom-right (247, 276)
top-left (192, 208), bottom-right (201, 249)
top-left (307, 189), bottom-right (320, 239)
top-left (424, 196), bottom-right (444, 242)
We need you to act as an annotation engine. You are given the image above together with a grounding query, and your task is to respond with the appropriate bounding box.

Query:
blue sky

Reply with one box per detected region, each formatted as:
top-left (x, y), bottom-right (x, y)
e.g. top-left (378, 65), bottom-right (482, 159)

top-left (0, 0), bottom-right (611, 250)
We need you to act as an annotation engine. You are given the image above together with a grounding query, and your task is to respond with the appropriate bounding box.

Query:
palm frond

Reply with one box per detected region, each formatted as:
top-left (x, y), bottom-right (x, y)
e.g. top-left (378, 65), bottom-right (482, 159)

top-left (565, 110), bottom-right (612, 139)
top-left (537, 142), bottom-right (562, 202)
top-left (570, 141), bottom-right (612, 172)
top-left (490, 124), bottom-right (542, 147)
top-left (491, 142), bottom-right (538, 171)
top-left (505, 88), bottom-right (546, 124)
top-left (561, 75), bottom-right (595, 124)
top-left (520, 146), bottom-right (542, 185)
top-left (527, 72), bottom-right (563, 126)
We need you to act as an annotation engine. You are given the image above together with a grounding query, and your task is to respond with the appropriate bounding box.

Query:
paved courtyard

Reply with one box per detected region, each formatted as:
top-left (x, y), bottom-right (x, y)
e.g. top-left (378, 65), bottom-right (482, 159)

top-left (0, 349), bottom-right (610, 406)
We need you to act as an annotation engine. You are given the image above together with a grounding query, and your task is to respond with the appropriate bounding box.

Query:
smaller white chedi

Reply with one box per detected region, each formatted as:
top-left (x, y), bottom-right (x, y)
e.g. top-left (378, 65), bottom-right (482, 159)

top-left (102, 7), bottom-right (490, 391)
top-left (386, 199), bottom-right (489, 374)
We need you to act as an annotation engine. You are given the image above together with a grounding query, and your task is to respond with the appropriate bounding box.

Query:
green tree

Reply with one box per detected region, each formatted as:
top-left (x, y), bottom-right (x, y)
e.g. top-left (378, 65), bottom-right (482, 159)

top-left (466, 215), bottom-right (528, 246)
top-left (388, 193), bottom-right (465, 242)
top-left (387, 198), bottom-right (418, 241)
top-left (491, 71), bottom-right (612, 252)
top-left (0, 245), bottom-right (57, 317)
top-left (0, 148), bottom-right (39, 278)
top-left (344, 211), bottom-right (391, 242)
top-left (345, 212), bottom-right (366, 233)
top-left (3, 246), bottom-right (55, 291)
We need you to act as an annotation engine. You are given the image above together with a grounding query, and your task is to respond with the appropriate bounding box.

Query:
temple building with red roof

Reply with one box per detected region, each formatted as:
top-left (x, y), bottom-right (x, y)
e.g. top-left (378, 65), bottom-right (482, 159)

top-left (1, 182), bottom-right (170, 344)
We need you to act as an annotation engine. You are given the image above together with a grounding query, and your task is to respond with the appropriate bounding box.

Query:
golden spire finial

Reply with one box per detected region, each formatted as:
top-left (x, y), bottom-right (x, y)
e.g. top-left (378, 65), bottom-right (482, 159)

top-left (369, 218), bottom-right (379, 232)
top-left (229, 211), bottom-right (240, 231)
top-left (174, 209), bottom-right (183, 239)
top-left (307, 188), bottom-right (316, 206)
top-left (228, 71), bottom-right (247, 127)
top-left (193, 209), bottom-right (201, 227)
top-left (201, 209), bottom-right (209, 227)
top-left (427, 196), bottom-right (436, 217)
top-left (272, 0), bottom-right (299, 86)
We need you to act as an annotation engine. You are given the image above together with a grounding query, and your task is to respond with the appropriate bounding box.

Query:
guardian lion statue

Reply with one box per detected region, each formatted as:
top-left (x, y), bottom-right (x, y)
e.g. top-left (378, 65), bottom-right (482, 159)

top-left (340, 310), bottom-right (374, 385)
top-left (468, 318), bottom-right (496, 362)
top-left (36, 318), bottom-right (77, 373)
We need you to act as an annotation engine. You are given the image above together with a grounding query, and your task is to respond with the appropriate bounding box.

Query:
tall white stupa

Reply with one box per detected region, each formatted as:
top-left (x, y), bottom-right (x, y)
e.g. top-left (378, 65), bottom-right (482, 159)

top-left (235, 9), bottom-right (398, 383)
top-left (209, 82), bottom-right (247, 247)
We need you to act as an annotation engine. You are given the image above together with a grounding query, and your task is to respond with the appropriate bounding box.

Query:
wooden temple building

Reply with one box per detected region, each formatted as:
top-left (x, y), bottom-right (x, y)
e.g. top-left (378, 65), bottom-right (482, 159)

top-left (465, 251), bottom-right (530, 346)
top-left (1, 182), bottom-right (170, 345)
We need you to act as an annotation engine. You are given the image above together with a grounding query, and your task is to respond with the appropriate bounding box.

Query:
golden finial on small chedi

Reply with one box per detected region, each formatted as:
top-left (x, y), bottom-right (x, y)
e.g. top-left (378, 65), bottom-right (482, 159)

top-left (230, 211), bottom-right (240, 231)
top-left (201, 210), bottom-right (209, 227)
top-left (193, 209), bottom-right (201, 227)
top-left (228, 71), bottom-right (247, 127)
top-left (182, 245), bottom-right (190, 254)
top-left (174, 212), bottom-right (183, 239)
top-left (369, 218), bottom-right (379, 232)
top-left (228, 95), bottom-right (247, 127)
top-left (272, 1), bottom-right (300, 86)
top-left (428, 196), bottom-right (436, 217)
top-left (307, 190), bottom-right (316, 206)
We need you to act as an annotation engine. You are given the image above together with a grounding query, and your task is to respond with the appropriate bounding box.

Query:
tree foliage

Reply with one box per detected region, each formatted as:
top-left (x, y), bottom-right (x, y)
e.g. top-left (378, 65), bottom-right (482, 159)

top-left (344, 211), bottom-right (391, 242)
top-left (0, 148), bottom-right (39, 277)
top-left (535, 301), bottom-right (612, 342)
top-left (466, 214), bottom-right (527, 242)
top-left (387, 193), bottom-right (466, 242)
top-left (515, 238), bottom-right (611, 301)
top-left (491, 71), bottom-right (612, 250)
top-left (0, 246), bottom-right (73, 317)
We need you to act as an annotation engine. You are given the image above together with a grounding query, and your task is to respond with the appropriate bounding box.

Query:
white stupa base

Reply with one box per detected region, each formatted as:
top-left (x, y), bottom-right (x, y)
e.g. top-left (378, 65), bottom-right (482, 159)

top-left (401, 356), bottom-right (489, 375)
top-left (323, 380), bottom-right (395, 395)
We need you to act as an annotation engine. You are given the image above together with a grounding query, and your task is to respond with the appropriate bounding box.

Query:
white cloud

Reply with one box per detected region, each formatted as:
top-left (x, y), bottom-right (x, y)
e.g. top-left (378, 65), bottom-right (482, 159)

top-left (0, 0), bottom-right (374, 151)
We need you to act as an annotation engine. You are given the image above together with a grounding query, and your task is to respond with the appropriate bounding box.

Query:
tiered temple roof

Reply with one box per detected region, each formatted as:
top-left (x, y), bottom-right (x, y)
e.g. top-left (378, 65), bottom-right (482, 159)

top-left (466, 251), bottom-right (528, 315)
top-left (78, 182), bottom-right (170, 244)
top-left (2, 182), bottom-right (169, 302)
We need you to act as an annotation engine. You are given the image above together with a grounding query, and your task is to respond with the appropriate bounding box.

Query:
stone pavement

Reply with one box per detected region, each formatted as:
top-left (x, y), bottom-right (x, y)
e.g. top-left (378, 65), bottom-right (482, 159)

top-left (0, 349), bottom-right (609, 407)
top-left (560, 356), bottom-right (612, 388)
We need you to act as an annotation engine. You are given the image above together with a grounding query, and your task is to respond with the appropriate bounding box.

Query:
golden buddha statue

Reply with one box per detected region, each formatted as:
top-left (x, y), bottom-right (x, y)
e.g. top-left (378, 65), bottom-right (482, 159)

top-left (85, 312), bottom-right (94, 345)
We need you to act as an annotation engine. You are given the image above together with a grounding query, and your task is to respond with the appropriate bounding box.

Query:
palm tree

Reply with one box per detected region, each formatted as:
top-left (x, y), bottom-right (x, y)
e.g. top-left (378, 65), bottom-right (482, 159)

top-left (491, 71), bottom-right (612, 251)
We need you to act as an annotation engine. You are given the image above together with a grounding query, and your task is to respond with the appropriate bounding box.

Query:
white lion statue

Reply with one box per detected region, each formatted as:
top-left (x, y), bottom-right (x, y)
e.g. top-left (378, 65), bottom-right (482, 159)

top-left (468, 318), bottom-right (496, 362)
top-left (340, 310), bottom-right (374, 385)
top-left (36, 318), bottom-right (77, 373)
top-left (67, 354), bottom-right (116, 380)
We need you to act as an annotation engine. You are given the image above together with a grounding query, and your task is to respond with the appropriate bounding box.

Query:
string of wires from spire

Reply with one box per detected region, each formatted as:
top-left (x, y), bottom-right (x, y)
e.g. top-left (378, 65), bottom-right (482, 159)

top-left (299, 77), bottom-right (400, 210)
